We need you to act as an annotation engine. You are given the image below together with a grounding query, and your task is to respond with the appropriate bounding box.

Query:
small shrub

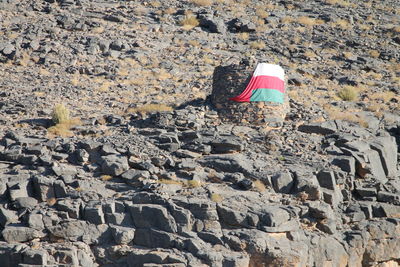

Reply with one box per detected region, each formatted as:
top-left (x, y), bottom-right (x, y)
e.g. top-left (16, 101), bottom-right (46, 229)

top-left (47, 123), bottom-right (73, 137)
top-left (210, 193), bottom-right (223, 202)
top-left (281, 16), bottom-right (294, 24)
top-left (238, 32), bottom-right (249, 40)
top-left (191, 0), bottom-right (212, 6)
top-left (256, 9), bottom-right (268, 19)
top-left (337, 86), bottom-right (358, 101)
top-left (48, 104), bottom-right (81, 137)
top-left (369, 50), bottom-right (380, 58)
top-left (188, 39), bottom-right (200, 47)
top-left (70, 74), bottom-right (80, 86)
top-left (154, 69), bottom-right (172, 80)
top-left (325, 0), bottom-right (352, 6)
top-left (127, 103), bottom-right (173, 114)
top-left (149, 1), bottom-right (161, 7)
top-left (101, 175), bottom-right (113, 181)
top-left (253, 180), bottom-right (266, 192)
top-left (249, 41), bottom-right (265, 49)
top-left (369, 91), bottom-right (396, 102)
top-left (98, 81), bottom-right (112, 92)
top-left (47, 118), bottom-right (81, 137)
top-left (52, 104), bottom-right (70, 124)
top-left (180, 13), bottom-right (199, 30)
top-left (47, 198), bottom-right (57, 206)
top-left (186, 180), bottom-right (202, 188)
top-left (164, 7), bottom-right (176, 15)
top-left (297, 16), bottom-right (317, 27)
top-left (157, 179), bottom-right (183, 185)
top-left (297, 191), bottom-right (309, 202)
top-left (334, 19), bottom-right (350, 29)
top-left (202, 55), bottom-right (214, 65)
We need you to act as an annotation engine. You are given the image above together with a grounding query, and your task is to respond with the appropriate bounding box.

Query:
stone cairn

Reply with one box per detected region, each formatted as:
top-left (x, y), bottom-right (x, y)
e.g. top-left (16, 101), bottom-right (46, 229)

top-left (211, 63), bottom-right (289, 126)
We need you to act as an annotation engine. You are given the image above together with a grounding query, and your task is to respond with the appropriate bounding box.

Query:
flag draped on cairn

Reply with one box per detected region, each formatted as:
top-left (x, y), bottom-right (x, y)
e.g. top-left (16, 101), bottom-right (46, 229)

top-left (229, 63), bottom-right (285, 103)
top-left (210, 62), bottom-right (289, 126)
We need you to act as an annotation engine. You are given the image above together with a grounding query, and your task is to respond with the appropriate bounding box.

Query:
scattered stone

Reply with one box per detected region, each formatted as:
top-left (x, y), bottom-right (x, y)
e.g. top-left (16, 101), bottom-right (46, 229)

top-left (2, 225), bottom-right (45, 243)
top-left (0, 207), bottom-right (18, 227)
top-left (331, 156), bottom-right (355, 174)
top-left (101, 155), bottom-right (129, 176)
top-left (32, 176), bottom-right (55, 202)
top-left (272, 171), bottom-right (294, 194)
top-left (211, 137), bottom-right (243, 153)
top-left (316, 170), bottom-right (336, 190)
top-left (129, 204), bottom-right (177, 233)
top-left (237, 179), bottom-right (253, 190)
top-left (111, 225), bottom-right (135, 245)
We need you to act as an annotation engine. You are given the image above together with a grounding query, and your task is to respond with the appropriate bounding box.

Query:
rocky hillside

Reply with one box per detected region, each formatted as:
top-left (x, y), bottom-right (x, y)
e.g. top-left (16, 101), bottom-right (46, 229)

top-left (0, 0), bottom-right (399, 266)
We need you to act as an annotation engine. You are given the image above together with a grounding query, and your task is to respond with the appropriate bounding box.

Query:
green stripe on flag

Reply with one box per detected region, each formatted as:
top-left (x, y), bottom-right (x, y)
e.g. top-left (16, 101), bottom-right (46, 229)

top-left (250, 88), bottom-right (284, 103)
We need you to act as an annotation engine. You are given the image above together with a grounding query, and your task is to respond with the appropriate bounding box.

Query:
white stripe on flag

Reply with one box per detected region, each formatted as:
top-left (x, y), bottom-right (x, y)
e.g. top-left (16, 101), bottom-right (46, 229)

top-left (253, 63), bottom-right (285, 81)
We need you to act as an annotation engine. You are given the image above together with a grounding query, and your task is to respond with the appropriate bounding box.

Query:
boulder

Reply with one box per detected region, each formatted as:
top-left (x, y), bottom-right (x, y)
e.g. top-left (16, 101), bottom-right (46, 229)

top-left (199, 154), bottom-right (253, 175)
top-left (32, 175), bottom-right (55, 202)
top-left (370, 136), bottom-right (398, 178)
top-left (316, 170), bottom-right (336, 190)
top-left (272, 171), bottom-right (294, 194)
top-left (2, 226), bottom-right (45, 243)
top-left (211, 137), bottom-right (243, 153)
top-left (298, 121), bottom-right (337, 135)
top-left (101, 155), bottom-right (129, 176)
top-left (111, 225), bottom-right (135, 245)
top-left (128, 204), bottom-right (177, 233)
top-left (22, 249), bottom-right (48, 265)
top-left (0, 207), bottom-right (18, 227)
top-left (332, 156), bottom-right (355, 174)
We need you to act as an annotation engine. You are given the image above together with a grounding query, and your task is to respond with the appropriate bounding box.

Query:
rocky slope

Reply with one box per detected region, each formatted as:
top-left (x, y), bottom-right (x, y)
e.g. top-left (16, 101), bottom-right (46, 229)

top-left (0, 0), bottom-right (399, 266)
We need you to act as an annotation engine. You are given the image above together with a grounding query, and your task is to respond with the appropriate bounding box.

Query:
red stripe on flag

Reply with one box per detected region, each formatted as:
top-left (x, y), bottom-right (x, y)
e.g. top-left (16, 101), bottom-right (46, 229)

top-left (230, 75), bottom-right (284, 102)
top-left (251, 75), bottom-right (285, 93)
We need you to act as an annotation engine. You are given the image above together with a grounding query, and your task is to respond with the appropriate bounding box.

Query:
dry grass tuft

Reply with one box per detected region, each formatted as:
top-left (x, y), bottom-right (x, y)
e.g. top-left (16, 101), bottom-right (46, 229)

top-left (47, 118), bottom-right (81, 137)
top-left (337, 86), bottom-right (358, 101)
top-left (128, 103), bottom-right (173, 114)
top-left (369, 50), bottom-right (380, 58)
top-left (249, 41), bottom-right (265, 49)
top-left (181, 13), bottom-right (199, 30)
top-left (190, 0), bottom-right (213, 6)
top-left (325, 0), bottom-right (352, 6)
top-left (186, 180), bottom-right (202, 188)
top-left (255, 9), bottom-right (268, 19)
top-left (70, 73), bottom-right (80, 86)
top-left (210, 193), bottom-right (223, 202)
top-left (52, 104), bottom-right (70, 124)
top-left (325, 106), bottom-right (368, 127)
top-left (238, 32), bottom-right (249, 40)
top-left (369, 91), bottom-right (396, 102)
top-left (333, 19), bottom-right (350, 29)
top-left (164, 7), bottom-right (176, 15)
top-left (39, 68), bottom-right (51, 76)
top-left (281, 16), bottom-right (294, 24)
top-left (98, 81), bottom-right (112, 92)
top-left (47, 198), bottom-right (57, 206)
top-left (19, 52), bottom-right (31, 67)
top-left (297, 191), bottom-right (309, 202)
top-left (253, 180), bottom-right (266, 192)
top-left (188, 39), bottom-right (200, 47)
top-left (297, 16), bottom-right (323, 27)
top-left (154, 69), bottom-right (172, 80)
top-left (101, 175), bottom-right (113, 181)
top-left (157, 179), bottom-right (183, 185)
top-left (48, 104), bottom-right (81, 137)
